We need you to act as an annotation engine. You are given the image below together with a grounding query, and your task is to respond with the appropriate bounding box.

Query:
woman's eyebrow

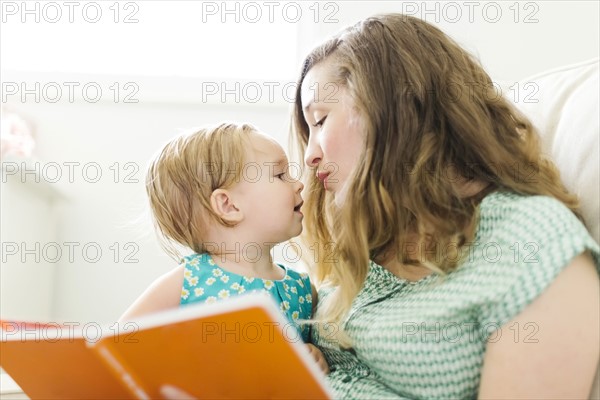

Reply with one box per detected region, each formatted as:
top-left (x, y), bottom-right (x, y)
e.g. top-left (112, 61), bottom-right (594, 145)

top-left (303, 100), bottom-right (314, 113)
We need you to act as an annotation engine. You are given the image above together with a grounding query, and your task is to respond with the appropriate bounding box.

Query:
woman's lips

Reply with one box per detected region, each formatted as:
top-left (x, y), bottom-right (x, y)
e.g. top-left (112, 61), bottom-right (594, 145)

top-left (316, 171), bottom-right (330, 190)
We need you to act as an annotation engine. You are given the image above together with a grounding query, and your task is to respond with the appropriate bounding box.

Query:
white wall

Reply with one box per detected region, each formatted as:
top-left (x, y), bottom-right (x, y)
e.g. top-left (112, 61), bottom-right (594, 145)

top-left (1, 1), bottom-right (598, 324)
top-left (297, 1), bottom-right (600, 82)
top-left (1, 161), bottom-right (60, 321)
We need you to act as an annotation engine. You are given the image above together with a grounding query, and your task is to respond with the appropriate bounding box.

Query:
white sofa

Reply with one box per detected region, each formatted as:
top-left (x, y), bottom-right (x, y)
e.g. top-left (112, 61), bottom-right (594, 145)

top-left (509, 58), bottom-right (599, 400)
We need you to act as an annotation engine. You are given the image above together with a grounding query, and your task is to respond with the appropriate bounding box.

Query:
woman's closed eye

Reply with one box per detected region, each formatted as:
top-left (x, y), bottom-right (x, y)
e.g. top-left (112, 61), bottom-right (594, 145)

top-left (312, 115), bottom-right (327, 128)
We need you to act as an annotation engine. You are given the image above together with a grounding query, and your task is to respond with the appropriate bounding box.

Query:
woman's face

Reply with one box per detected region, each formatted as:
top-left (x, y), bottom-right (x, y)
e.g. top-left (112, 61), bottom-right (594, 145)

top-left (300, 61), bottom-right (365, 205)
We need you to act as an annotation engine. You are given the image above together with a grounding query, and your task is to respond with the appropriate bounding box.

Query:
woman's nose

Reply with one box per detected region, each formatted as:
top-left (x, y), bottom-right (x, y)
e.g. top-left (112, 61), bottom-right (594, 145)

top-left (304, 134), bottom-right (322, 168)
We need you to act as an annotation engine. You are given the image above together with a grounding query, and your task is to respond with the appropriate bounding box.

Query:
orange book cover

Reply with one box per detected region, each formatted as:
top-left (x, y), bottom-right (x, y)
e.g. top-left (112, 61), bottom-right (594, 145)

top-left (0, 321), bottom-right (133, 399)
top-left (1, 293), bottom-right (333, 399)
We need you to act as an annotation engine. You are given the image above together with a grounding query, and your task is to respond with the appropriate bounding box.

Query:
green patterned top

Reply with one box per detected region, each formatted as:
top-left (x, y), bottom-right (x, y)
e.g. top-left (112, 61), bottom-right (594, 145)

top-left (313, 191), bottom-right (600, 399)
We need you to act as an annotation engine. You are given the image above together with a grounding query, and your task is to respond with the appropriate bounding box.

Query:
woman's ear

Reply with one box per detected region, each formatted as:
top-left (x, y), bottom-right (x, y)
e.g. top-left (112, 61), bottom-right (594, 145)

top-left (210, 189), bottom-right (244, 224)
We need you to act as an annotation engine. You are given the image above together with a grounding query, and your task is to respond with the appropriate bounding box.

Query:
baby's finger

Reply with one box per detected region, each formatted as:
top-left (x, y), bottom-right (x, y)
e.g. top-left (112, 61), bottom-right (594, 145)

top-left (319, 358), bottom-right (330, 374)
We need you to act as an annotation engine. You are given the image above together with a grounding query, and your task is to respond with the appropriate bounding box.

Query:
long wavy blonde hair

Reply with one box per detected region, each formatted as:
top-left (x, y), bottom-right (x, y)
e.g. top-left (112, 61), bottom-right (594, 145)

top-left (146, 122), bottom-right (256, 261)
top-left (290, 14), bottom-right (580, 346)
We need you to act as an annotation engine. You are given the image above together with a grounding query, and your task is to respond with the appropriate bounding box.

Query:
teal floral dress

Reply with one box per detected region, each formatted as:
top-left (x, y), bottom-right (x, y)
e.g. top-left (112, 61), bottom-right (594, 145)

top-left (179, 253), bottom-right (313, 342)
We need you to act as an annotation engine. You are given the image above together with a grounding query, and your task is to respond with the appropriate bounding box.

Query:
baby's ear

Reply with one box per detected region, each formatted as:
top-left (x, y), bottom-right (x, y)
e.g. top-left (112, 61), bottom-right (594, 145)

top-left (210, 189), bottom-right (243, 224)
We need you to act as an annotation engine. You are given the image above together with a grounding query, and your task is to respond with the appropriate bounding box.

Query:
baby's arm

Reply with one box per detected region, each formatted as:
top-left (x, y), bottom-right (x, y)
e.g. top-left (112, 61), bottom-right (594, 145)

top-left (118, 265), bottom-right (184, 322)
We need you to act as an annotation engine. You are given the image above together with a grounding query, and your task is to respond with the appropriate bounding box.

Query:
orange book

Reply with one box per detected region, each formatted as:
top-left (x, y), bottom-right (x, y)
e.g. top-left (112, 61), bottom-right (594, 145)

top-left (1, 293), bottom-right (333, 399)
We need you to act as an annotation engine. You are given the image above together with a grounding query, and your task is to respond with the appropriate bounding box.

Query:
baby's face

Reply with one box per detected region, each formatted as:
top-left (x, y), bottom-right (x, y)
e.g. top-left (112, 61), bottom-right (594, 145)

top-left (230, 131), bottom-right (305, 244)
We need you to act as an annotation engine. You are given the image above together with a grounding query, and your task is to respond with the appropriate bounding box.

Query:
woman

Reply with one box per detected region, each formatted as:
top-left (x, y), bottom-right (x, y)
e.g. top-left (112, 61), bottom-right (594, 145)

top-left (291, 13), bottom-right (599, 399)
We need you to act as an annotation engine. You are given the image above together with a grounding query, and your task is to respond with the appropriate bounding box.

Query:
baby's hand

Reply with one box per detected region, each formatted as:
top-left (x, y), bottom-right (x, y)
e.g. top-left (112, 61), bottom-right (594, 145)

top-left (306, 343), bottom-right (330, 374)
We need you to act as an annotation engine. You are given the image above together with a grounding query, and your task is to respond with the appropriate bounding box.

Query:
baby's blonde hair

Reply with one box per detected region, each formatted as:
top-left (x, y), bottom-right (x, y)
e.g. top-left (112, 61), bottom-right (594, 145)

top-left (146, 122), bottom-right (257, 260)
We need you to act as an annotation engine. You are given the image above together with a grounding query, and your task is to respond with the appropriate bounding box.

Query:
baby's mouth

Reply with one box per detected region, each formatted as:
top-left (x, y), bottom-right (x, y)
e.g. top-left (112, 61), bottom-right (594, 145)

top-left (294, 201), bottom-right (304, 212)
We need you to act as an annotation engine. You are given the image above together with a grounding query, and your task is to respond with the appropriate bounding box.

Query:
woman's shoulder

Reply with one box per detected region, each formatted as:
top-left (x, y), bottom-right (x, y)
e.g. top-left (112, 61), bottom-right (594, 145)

top-left (477, 191), bottom-right (594, 247)
top-left (469, 190), bottom-right (599, 271)
top-left (480, 191), bottom-right (576, 226)
top-left (463, 191), bottom-right (600, 330)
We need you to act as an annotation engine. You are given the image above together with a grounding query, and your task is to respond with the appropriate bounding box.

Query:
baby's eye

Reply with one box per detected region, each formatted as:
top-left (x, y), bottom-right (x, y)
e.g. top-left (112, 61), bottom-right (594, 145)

top-left (275, 173), bottom-right (286, 180)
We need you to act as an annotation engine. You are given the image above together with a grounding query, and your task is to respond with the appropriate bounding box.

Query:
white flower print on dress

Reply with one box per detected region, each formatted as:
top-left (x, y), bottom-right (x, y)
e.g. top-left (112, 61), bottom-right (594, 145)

top-left (206, 277), bottom-right (216, 285)
top-left (218, 289), bottom-right (230, 299)
top-left (194, 287), bottom-right (205, 297)
top-left (181, 288), bottom-right (189, 300)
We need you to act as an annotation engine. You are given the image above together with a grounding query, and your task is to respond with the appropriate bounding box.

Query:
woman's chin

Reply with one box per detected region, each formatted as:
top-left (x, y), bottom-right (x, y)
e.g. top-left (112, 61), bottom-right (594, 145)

top-left (332, 184), bottom-right (350, 207)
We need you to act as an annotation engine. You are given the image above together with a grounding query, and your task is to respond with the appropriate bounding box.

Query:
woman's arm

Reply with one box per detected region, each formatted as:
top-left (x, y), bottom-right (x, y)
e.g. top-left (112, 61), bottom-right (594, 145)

top-left (118, 265), bottom-right (185, 322)
top-left (478, 252), bottom-right (599, 399)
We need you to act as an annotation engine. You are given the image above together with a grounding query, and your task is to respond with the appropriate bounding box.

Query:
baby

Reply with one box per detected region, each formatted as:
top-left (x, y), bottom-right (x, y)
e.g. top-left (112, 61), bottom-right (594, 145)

top-left (119, 122), bottom-right (327, 372)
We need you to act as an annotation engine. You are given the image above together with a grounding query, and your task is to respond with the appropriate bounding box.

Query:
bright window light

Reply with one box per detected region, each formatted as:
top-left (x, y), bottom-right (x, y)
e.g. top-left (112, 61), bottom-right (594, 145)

top-left (1, 1), bottom-right (299, 80)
